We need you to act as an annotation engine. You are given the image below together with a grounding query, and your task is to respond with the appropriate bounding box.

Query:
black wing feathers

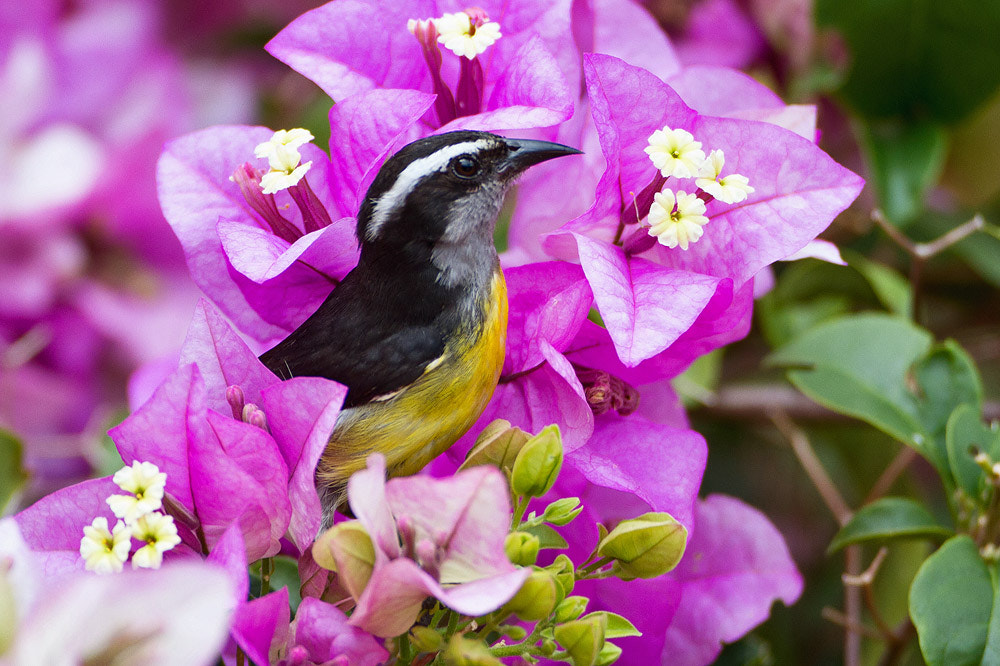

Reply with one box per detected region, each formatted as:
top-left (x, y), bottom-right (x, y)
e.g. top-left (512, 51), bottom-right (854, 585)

top-left (259, 252), bottom-right (455, 408)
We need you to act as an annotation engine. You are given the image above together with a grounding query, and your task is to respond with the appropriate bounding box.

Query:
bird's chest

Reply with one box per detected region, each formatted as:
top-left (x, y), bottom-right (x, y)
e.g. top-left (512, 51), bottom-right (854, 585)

top-left (326, 269), bottom-right (508, 479)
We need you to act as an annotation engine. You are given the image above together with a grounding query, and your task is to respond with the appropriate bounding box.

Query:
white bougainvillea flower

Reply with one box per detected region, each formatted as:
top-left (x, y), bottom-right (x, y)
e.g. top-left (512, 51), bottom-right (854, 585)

top-left (253, 128), bottom-right (314, 194)
top-left (131, 512), bottom-right (182, 569)
top-left (647, 189), bottom-right (710, 250)
top-left (645, 127), bottom-right (706, 179)
top-left (696, 149), bottom-right (755, 204)
top-left (433, 10), bottom-right (501, 59)
top-left (107, 461), bottom-right (167, 524)
top-left (80, 517), bottom-right (132, 574)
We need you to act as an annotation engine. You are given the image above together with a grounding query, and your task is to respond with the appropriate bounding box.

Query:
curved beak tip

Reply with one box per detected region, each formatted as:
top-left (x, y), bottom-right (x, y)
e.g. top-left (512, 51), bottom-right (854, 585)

top-left (502, 138), bottom-right (583, 173)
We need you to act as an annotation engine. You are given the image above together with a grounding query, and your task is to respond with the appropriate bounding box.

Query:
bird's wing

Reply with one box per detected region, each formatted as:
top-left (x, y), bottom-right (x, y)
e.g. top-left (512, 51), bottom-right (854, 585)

top-left (259, 293), bottom-right (446, 409)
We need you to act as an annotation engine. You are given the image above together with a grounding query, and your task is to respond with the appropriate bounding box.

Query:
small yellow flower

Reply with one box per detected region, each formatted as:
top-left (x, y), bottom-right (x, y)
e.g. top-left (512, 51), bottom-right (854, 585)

top-left (644, 127), bottom-right (706, 179)
top-left (695, 149), bottom-right (754, 204)
top-left (253, 128), bottom-right (315, 195)
top-left (107, 461), bottom-right (167, 524)
top-left (131, 513), bottom-right (182, 570)
top-left (80, 517), bottom-right (132, 574)
top-left (647, 189), bottom-right (710, 250)
top-left (433, 11), bottom-right (501, 59)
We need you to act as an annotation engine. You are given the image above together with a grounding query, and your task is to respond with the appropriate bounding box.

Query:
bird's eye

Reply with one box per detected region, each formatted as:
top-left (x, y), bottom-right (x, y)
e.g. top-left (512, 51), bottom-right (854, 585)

top-left (451, 155), bottom-right (480, 179)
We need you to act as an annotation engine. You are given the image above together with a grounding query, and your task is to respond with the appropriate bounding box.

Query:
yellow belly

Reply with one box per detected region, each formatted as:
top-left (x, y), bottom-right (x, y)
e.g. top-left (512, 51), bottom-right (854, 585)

top-left (316, 269), bottom-right (508, 495)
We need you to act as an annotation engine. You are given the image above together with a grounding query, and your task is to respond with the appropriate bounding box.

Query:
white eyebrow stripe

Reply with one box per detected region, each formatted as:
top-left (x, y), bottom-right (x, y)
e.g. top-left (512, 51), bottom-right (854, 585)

top-left (366, 139), bottom-right (492, 241)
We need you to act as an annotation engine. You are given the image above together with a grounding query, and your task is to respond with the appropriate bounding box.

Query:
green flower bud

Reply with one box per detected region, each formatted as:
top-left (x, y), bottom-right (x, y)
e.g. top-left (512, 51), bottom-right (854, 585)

top-left (554, 595), bottom-right (589, 623)
top-left (511, 425), bottom-right (563, 497)
top-left (0, 569), bottom-right (16, 656)
top-left (505, 569), bottom-right (558, 621)
top-left (597, 512), bottom-right (688, 580)
top-left (554, 613), bottom-right (607, 666)
top-left (460, 419), bottom-right (531, 472)
top-left (410, 626), bottom-right (444, 653)
top-left (595, 641), bottom-right (622, 666)
top-left (311, 520), bottom-right (375, 600)
top-left (542, 497), bottom-right (584, 526)
top-left (504, 625), bottom-right (527, 640)
top-left (442, 634), bottom-right (502, 666)
top-left (504, 532), bottom-right (540, 566)
top-left (548, 553), bottom-right (575, 601)
top-left (540, 639), bottom-right (557, 656)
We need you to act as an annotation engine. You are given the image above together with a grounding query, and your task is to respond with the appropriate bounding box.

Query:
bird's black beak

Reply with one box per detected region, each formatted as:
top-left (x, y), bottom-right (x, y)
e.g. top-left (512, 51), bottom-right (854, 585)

top-left (500, 138), bottom-right (583, 175)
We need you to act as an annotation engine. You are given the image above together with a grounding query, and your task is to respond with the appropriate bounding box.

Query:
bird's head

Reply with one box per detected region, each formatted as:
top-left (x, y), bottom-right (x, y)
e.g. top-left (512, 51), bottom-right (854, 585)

top-left (356, 131), bottom-right (581, 280)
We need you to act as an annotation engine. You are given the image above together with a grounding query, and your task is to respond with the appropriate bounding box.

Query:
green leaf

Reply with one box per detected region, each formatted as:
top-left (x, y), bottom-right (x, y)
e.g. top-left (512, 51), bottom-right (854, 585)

top-left (828, 497), bottom-right (951, 553)
top-left (913, 341), bottom-right (983, 439)
top-left (946, 405), bottom-right (1000, 502)
top-left (581, 612), bottom-right (641, 639)
top-left (817, 0), bottom-right (1000, 124)
top-left (522, 523), bottom-right (569, 551)
top-left (844, 251), bottom-right (913, 318)
top-left (769, 313), bottom-right (933, 450)
top-left (0, 430), bottom-right (28, 512)
top-left (786, 365), bottom-right (926, 447)
top-left (862, 121), bottom-right (947, 226)
top-left (910, 535), bottom-right (996, 666)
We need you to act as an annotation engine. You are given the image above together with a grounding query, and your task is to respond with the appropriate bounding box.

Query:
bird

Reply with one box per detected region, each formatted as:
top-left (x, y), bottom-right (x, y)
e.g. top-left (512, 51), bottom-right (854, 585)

top-left (259, 130), bottom-right (581, 524)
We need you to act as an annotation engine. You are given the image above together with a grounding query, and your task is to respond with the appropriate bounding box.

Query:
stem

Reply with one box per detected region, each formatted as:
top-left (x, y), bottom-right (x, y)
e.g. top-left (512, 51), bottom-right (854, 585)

top-left (511, 496), bottom-right (529, 530)
top-left (237, 646), bottom-right (246, 666)
top-left (398, 635), bottom-right (412, 665)
top-left (770, 409), bottom-right (853, 526)
top-left (488, 625), bottom-right (546, 658)
top-left (579, 556), bottom-right (613, 575)
top-left (865, 447), bottom-right (919, 503)
top-left (822, 607), bottom-right (882, 640)
top-left (445, 608), bottom-right (460, 640)
top-left (260, 558), bottom-right (273, 597)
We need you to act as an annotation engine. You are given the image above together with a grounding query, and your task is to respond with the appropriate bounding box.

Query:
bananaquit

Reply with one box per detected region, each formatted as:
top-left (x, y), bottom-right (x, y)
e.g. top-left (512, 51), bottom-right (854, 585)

top-left (259, 130), bottom-right (581, 521)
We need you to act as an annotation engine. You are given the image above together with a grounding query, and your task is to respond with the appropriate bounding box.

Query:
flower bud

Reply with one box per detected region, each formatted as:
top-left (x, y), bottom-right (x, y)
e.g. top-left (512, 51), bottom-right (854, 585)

top-left (460, 419), bottom-right (531, 472)
top-left (548, 554), bottom-right (575, 601)
top-left (504, 532), bottom-right (540, 566)
top-left (540, 639), bottom-right (557, 656)
top-left (511, 425), bottom-right (563, 498)
top-left (410, 626), bottom-right (444, 652)
top-left (597, 512), bottom-right (688, 580)
top-left (505, 569), bottom-right (558, 621)
top-left (554, 595), bottom-right (589, 623)
top-left (542, 497), bottom-right (583, 526)
top-left (442, 634), bottom-right (502, 666)
top-left (504, 625), bottom-right (527, 640)
top-left (0, 568), bottom-right (15, 656)
top-left (311, 520), bottom-right (375, 600)
top-left (554, 613), bottom-right (606, 666)
top-left (595, 641), bottom-right (622, 666)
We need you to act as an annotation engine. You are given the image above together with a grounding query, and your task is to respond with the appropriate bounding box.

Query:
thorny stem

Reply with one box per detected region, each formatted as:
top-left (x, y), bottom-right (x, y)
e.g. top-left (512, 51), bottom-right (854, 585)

top-left (770, 409), bottom-right (860, 666)
top-left (821, 607), bottom-right (882, 640)
top-left (843, 547), bottom-right (895, 640)
top-left (871, 209), bottom-right (986, 324)
top-left (769, 409), bottom-right (852, 526)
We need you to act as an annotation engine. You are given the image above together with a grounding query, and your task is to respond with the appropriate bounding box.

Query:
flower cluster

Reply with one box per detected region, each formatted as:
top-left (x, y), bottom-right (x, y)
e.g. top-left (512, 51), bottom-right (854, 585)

top-left (9, 1), bottom-right (865, 664)
top-left (79, 461), bottom-right (181, 573)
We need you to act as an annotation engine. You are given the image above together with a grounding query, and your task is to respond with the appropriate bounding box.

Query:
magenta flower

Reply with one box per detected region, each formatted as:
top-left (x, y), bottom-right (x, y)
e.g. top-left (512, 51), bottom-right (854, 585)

top-left (344, 455), bottom-right (530, 638)
top-left (265, 0), bottom-right (574, 132)
top-left (535, 55), bottom-right (862, 366)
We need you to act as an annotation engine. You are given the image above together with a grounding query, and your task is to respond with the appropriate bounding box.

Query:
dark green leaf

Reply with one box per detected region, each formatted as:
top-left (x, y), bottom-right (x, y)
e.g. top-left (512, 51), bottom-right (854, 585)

top-left (769, 314), bottom-right (933, 453)
top-left (0, 430), bottom-right (28, 512)
top-left (828, 497), bottom-right (951, 553)
top-left (862, 121), bottom-right (947, 226)
top-left (911, 341), bottom-right (983, 476)
top-left (844, 252), bottom-right (913, 318)
top-left (909, 536), bottom-right (996, 665)
top-left (818, 0), bottom-right (1000, 124)
top-left (522, 523), bottom-right (569, 550)
top-left (946, 405), bottom-right (1000, 502)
